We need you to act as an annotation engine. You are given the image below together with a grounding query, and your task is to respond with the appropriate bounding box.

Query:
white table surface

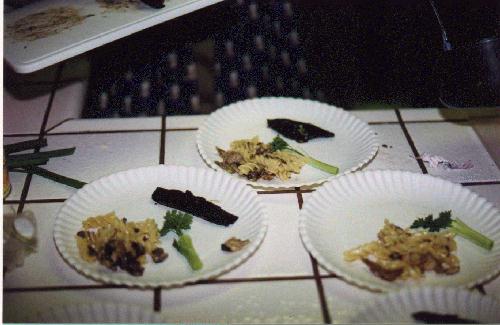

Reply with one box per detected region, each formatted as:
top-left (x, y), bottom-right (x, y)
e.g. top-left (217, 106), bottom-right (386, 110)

top-left (3, 78), bottom-right (500, 323)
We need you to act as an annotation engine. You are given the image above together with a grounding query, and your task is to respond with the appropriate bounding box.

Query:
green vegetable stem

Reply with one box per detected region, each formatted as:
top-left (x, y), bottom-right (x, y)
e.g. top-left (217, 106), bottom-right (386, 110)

top-left (270, 136), bottom-right (339, 175)
top-left (410, 210), bottom-right (494, 251)
top-left (173, 234), bottom-right (203, 271)
top-left (159, 210), bottom-right (203, 270)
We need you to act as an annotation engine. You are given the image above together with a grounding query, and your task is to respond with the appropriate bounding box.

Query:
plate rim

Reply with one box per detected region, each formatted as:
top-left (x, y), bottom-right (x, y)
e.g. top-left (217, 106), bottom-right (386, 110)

top-left (349, 286), bottom-right (500, 323)
top-left (53, 164), bottom-right (268, 288)
top-left (298, 169), bottom-right (500, 292)
top-left (196, 97), bottom-right (379, 189)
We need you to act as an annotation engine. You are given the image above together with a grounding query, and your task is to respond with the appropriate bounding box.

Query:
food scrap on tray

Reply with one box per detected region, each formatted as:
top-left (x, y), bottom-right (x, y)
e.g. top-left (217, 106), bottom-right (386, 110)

top-left (152, 187), bottom-right (238, 226)
top-left (75, 212), bottom-right (168, 276)
top-left (267, 118), bottom-right (334, 143)
top-left (344, 219), bottom-right (460, 281)
top-left (7, 7), bottom-right (93, 41)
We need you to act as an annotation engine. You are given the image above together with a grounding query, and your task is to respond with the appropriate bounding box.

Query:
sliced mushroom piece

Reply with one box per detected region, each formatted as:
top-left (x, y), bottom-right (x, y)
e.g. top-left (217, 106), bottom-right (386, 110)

top-left (221, 237), bottom-right (250, 252)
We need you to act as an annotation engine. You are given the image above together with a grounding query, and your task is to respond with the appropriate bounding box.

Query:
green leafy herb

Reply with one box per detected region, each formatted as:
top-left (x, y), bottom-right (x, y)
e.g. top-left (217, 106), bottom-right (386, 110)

top-left (410, 210), bottom-right (494, 250)
top-left (270, 136), bottom-right (339, 175)
top-left (158, 210), bottom-right (203, 270)
top-left (159, 210), bottom-right (192, 236)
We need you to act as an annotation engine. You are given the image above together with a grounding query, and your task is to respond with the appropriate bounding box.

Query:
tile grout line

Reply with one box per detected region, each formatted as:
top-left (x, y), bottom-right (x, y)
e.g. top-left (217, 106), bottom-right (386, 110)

top-left (40, 64), bottom-right (65, 136)
top-left (395, 109), bottom-right (428, 174)
top-left (41, 129), bottom-right (164, 136)
top-left (154, 115), bottom-right (167, 312)
top-left (461, 180), bottom-right (500, 186)
top-left (5, 198), bottom-right (67, 204)
top-left (4, 275), bottom-right (320, 292)
top-left (14, 63), bottom-right (65, 214)
top-left (159, 115), bottom-right (166, 165)
top-left (154, 287), bottom-right (162, 312)
top-left (296, 188), bottom-right (332, 324)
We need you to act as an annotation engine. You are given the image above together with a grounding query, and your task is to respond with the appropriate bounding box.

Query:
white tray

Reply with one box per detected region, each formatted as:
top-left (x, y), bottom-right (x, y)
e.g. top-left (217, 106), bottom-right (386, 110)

top-left (4, 0), bottom-right (223, 73)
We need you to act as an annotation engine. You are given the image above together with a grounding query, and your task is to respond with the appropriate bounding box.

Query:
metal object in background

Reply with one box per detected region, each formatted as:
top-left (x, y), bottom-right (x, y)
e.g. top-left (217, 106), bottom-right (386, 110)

top-left (430, 0), bottom-right (500, 107)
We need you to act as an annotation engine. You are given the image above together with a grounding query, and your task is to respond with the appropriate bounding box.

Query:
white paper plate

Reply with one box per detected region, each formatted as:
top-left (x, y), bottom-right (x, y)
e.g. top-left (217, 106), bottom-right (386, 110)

top-left (350, 287), bottom-right (500, 323)
top-left (299, 170), bottom-right (500, 292)
top-left (35, 302), bottom-right (166, 323)
top-left (54, 165), bottom-right (267, 287)
top-left (197, 97), bottom-right (378, 189)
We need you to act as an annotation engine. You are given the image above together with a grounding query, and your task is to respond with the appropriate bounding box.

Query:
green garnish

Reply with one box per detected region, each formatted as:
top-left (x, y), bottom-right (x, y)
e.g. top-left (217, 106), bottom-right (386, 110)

top-left (270, 136), bottom-right (339, 175)
top-left (159, 210), bottom-right (192, 236)
top-left (159, 210), bottom-right (203, 270)
top-left (173, 235), bottom-right (203, 271)
top-left (410, 210), bottom-right (494, 250)
top-left (13, 166), bottom-right (86, 189)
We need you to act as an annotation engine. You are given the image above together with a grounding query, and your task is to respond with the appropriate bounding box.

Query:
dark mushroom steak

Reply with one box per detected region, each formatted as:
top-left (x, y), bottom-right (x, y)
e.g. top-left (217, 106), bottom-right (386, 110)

top-left (267, 118), bottom-right (334, 143)
top-left (152, 187), bottom-right (238, 226)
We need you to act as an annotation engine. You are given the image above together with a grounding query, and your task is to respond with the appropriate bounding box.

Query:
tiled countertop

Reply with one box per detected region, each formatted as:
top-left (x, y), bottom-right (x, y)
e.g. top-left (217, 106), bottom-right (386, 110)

top-left (3, 69), bottom-right (500, 323)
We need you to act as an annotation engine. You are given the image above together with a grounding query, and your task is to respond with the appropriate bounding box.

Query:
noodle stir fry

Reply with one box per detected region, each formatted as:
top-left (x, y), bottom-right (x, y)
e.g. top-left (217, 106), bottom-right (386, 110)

top-left (76, 212), bottom-right (168, 276)
top-left (216, 136), bottom-right (306, 181)
top-left (344, 219), bottom-right (460, 281)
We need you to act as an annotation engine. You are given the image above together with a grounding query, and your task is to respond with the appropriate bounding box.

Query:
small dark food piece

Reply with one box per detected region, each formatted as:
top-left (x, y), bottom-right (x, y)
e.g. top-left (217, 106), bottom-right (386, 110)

top-left (140, 0), bottom-right (165, 8)
top-left (361, 258), bottom-right (404, 282)
top-left (412, 311), bottom-right (479, 324)
top-left (152, 187), bottom-right (238, 226)
top-left (221, 237), bottom-right (250, 252)
top-left (151, 247), bottom-right (168, 263)
top-left (267, 119), bottom-right (334, 143)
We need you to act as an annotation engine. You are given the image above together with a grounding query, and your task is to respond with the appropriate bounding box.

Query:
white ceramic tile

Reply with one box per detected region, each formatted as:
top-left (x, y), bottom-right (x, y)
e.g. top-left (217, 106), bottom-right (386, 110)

top-left (323, 277), bottom-right (381, 324)
top-left (3, 289), bottom-right (154, 323)
top-left (466, 185), bottom-right (500, 209)
top-left (26, 132), bottom-right (161, 199)
top-left (400, 108), bottom-right (499, 122)
top-left (44, 81), bottom-right (87, 132)
top-left (219, 193), bottom-right (313, 279)
top-left (363, 124), bottom-right (421, 173)
top-left (3, 87), bottom-right (50, 135)
top-left (472, 118), bottom-right (500, 167)
top-left (399, 108), bottom-right (469, 121)
top-left (161, 280), bottom-right (322, 323)
top-left (406, 122), bottom-right (500, 183)
top-left (48, 116), bottom-right (162, 133)
top-left (163, 108), bottom-right (397, 130)
top-left (164, 130), bottom-right (206, 168)
top-left (3, 135), bottom-right (39, 201)
top-left (3, 203), bottom-right (97, 288)
top-left (350, 109), bottom-right (398, 123)
top-left (165, 114), bottom-right (208, 130)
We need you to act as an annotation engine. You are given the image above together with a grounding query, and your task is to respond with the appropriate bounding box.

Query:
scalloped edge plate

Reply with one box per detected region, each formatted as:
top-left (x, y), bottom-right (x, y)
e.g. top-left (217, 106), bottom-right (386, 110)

top-left (54, 165), bottom-right (267, 288)
top-left (197, 97), bottom-right (378, 189)
top-left (299, 170), bottom-right (500, 292)
top-left (349, 287), bottom-right (500, 323)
